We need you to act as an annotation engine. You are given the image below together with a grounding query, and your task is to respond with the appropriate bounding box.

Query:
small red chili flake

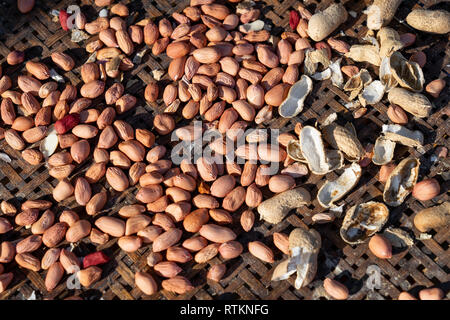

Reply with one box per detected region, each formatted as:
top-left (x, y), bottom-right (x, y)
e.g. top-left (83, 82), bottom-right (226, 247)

top-left (289, 10), bottom-right (300, 30)
top-left (83, 251), bottom-right (110, 269)
top-left (59, 10), bottom-right (70, 31)
top-left (54, 113), bottom-right (80, 134)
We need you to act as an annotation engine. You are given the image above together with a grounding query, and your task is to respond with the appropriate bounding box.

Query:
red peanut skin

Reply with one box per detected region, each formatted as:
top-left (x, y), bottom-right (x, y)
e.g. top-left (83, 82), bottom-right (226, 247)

top-left (55, 114), bottom-right (80, 134)
top-left (83, 251), bottom-right (110, 268)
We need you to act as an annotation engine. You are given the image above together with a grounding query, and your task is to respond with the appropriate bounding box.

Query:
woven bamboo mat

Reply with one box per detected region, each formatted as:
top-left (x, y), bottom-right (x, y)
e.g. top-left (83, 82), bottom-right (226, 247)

top-left (0, 0), bottom-right (449, 300)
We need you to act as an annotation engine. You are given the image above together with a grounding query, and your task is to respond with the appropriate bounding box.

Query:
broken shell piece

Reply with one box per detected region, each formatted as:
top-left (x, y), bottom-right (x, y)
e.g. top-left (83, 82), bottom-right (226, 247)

top-left (340, 201), bottom-right (389, 244)
top-left (286, 140), bottom-right (307, 163)
top-left (151, 69), bottom-right (165, 81)
top-left (387, 87), bottom-right (432, 118)
top-left (361, 32), bottom-right (380, 49)
top-left (325, 149), bottom-right (345, 172)
top-left (299, 126), bottom-right (336, 175)
top-left (99, 9), bottom-right (108, 18)
top-left (239, 20), bottom-right (264, 33)
top-left (383, 157), bottom-right (420, 207)
top-left (279, 75), bottom-right (313, 118)
top-left (236, 1), bottom-right (256, 14)
top-left (164, 99), bottom-right (181, 113)
top-left (304, 49), bottom-right (331, 76)
top-left (329, 59), bottom-right (344, 88)
top-left (317, 163), bottom-right (362, 208)
top-left (271, 228), bottom-right (321, 286)
top-left (382, 124), bottom-right (424, 148)
top-left (346, 45), bottom-right (381, 66)
top-left (344, 69), bottom-right (372, 100)
top-left (50, 69), bottom-right (64, 83)
top-left (312, 212), bottom-right (335, 224)
top-left (321, 112), bottom-right (338, 127)
top-left (287, 228), bottom-right (321, 289)
top-left (382, 227), bottom-right (414, 249)
top-left (372, 136), bottom-right (396, 165)
top-left (322, 123), bottom-right (365, 161)
top-left (377, 27), bottom-right (403, 58)
top-left (380, 57), bottom-right (398, 91)
top-left (71, 29), bottom-right (90, 43)
top-left (311, 68), bottom-right (332, 81)
top-left (0, 152), bottom-right (12, 163)
top-left (40, 126), bottom-right (58, 158)
top-left (86, 52), bottom-right (97, 64)
top-left (389, 52), bottom-right (424, 92)
top-left (271, 259), bottom-right (294, 281)
top-left (413, 202), bottom-right (450, 233)
top-left (358, 80), bottom-right (385, 107)
top-left (281, 162), bottom-right (309, 178)
top-left (133, 48), bottom-right (148, 65)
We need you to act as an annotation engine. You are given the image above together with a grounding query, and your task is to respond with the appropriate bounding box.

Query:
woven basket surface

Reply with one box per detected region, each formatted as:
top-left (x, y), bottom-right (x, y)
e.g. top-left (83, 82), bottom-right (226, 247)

top-left (0, 0), bottom-right (449, 300)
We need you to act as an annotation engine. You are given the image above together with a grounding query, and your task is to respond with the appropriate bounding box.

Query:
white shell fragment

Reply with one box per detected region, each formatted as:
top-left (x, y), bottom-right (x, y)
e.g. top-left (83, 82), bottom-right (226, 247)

top-left (40, 133), bottom-right (58, 158)
top-left (380, 56), bottom-right (398, 91)
top-left (133, 48), bottom-right (148, 65)
top-left (272, 228), bottom-right (321, 289)
top-left (0, 152), bottom-right (12, 163)
top-left (340, 201), bottom-right (389, 244)
top-left (377, 27), bottom-right (403, 58)
top-left (40, 125), bottom-right (58, 158)
top-left (330, 58), bottom-right (344, 88)
top-left (304, 49), bottom-right (331, 75)
top-left (311, 68), bottom-right (332, 81)
top-left (372, 136), bottom-right (396, 165)
top-left (71, 29), bottom-right (90, 43)
top-left (239, 20), bottom-right (265, 33)
top-left (289, 228), bottom-right (321, 289)
top-left (362, 34), bottom-right (380, 50)
top-left (383, 157), bottom-right (420, 207)
top-left (287, 140), bottom-right (307, 162)
top-left (86, 52), bottom-right (97, 64)
top-left (300, 126), bottom-right (343, 175)
top-left (50, 69), bottom-right (64, 83)
top-left (382, 124), bottom-right (424, 148)
top-left (389, 52), bottom-right (424, 92)
top-left (382, 227), bottom-right (414, 249)
top-left (317, 163), bottom-right (362, 208)
top-left (279, 75), bottom-right (313, 118)
top-left (271, 259), bottom-right (295, 281)
top-left (99, 9), bottom-right (109, 17)
top-left (359, 80), bottom-right (385, 106)
top-left (164, 99), bottom-right (181, 113)
top-left (151, 69), bottom-right (165, 81)
top-left (344, 101), bottom-right (361, 110)
top-left (321, 112), bottom-right (338, 127)
top-left (311, 59), bottom-right (344, 88)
